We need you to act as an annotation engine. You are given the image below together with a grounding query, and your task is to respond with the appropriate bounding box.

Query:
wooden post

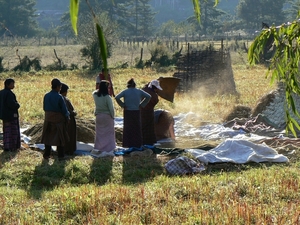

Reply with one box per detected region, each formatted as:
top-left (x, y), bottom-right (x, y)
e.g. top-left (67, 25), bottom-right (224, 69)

top-left (221, 39), bottom-right (223, 52)
top-left (140, 48), bottom-right (143, 61)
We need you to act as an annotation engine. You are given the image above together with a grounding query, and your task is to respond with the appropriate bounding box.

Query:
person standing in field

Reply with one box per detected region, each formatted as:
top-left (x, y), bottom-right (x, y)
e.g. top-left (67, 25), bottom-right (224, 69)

top-left (95, 68), bottom-right (115, 97)
top-left (0, 78), bottom-right (21, 151)
top-left (92, 80), bottom-right (116, 157)
top-left (60, 83), bottom-right (77, 155)
top-left (141, 79), bottom-right (163, 145)
top-left (115, 78), bottom-right (151, 148)
top-left (41, 78), bottom-right (70, 160)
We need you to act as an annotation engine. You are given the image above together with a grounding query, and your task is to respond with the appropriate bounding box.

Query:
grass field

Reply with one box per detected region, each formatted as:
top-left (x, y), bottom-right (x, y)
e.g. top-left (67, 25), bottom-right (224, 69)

top-left (0, 42), bottom-right (274, 126)
top-left (1, 44), bottom-right (298, 224)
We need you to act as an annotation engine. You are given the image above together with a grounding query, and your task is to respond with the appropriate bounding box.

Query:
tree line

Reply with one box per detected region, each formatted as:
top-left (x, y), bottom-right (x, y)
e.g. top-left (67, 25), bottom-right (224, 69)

top-left (0, 0), bottom-right (298, 39)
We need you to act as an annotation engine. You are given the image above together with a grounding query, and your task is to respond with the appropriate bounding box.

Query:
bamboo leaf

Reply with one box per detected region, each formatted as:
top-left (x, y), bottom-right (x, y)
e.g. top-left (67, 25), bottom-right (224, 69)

top-left (288, 116), bottom-right (299, 138)
top-left (192, 0), bottom-right (201, 23)
top-left (248, 39), bottom-right (259, 64)
top-left (276, 63), bottom-right (284, 77)
top-left (269, 70), bottom-right (276, 85)
top-left (70, 0), bottom-right (79, 35)
top-left (96, 23), bottom-right (108, 78)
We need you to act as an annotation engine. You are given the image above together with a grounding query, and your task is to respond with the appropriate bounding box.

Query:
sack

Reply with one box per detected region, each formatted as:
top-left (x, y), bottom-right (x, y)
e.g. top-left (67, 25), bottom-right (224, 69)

top-left (165, 156), bottom-right (205, 175)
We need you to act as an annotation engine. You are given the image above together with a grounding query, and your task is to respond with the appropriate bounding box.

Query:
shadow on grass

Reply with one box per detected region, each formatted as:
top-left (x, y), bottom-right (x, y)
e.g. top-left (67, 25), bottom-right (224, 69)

top-left (0, 150), bottom-right (18, 169)
top-left (89, 157), bottom-right (113, 185)
top-left (26, 154), bottom-right (114, 199)
top-left (204, 161), bottom-right (289, 174)
top-left (121, 154), bottom-right (167, 184)
top-left (27, 158), bottom-right (69, 199)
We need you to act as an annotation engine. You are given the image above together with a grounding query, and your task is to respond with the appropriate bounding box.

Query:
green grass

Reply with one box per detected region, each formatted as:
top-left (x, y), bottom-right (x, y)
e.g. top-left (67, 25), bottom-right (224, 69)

top-left (0, 150), bottom-right (300, 224)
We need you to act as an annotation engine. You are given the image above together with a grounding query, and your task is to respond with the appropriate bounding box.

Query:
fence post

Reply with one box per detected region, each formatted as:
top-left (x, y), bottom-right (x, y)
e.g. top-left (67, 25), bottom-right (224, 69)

top-left (221, 39), bottom-right (223, 52)
top-left (140, 48), bottom-right (143, 61)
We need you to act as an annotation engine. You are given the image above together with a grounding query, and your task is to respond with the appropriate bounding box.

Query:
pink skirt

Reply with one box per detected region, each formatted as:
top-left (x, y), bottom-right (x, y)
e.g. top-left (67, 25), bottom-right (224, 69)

top-left (94, 113), bottom-right (115, 152)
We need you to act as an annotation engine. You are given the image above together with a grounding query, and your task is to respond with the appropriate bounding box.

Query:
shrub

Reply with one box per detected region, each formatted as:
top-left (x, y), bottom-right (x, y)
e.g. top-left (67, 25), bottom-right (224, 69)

top-left (77, 12), bottom-right (118, 70)
top-left (13, 56), bottom-right (42, 72)
top-left (0, 57), bottom-right (4, 72)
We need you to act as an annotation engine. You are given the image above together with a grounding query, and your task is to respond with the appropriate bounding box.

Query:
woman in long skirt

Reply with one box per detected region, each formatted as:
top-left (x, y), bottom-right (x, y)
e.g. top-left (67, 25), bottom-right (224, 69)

top-left (115, 78), bottom-right (151, 148)
top-left (92, 80), bottom-right (116, 157)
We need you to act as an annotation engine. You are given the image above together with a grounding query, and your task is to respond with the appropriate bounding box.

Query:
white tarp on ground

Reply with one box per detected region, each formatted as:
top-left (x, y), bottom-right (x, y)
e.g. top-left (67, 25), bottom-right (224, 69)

top-left (185, 138), bottom-right (289, 164)
top-left (174, 112), bottom-right (285, 141)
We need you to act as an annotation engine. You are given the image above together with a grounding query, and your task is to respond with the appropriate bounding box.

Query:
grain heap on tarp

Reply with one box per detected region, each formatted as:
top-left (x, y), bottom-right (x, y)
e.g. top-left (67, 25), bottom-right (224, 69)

top-left (22, 118), bottom-right (123, 145)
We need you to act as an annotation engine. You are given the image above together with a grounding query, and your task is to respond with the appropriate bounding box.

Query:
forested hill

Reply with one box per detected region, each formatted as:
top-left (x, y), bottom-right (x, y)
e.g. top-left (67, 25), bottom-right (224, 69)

top-left (35, 0), bottom-right (68, 10)
top-left (218, 0), bottom-right (239, 14)
top-left (35, 0), bottom-right (239, 24)
top-left (150, 0), bottom-right (239, 24)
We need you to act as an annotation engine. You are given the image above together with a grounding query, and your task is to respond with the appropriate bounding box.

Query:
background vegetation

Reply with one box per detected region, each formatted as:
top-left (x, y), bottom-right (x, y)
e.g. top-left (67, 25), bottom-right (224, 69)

top-left (1, 0), bottom-right (293, 37)
top-left (0, 0), bottom-right (297, 72)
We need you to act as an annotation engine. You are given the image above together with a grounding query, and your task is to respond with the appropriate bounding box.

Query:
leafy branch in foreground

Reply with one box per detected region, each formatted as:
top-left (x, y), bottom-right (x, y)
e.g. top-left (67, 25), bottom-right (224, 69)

top-left (70, 0), bottom-right (108, 78)
top-left (248, 19), bottom-right (300, 136)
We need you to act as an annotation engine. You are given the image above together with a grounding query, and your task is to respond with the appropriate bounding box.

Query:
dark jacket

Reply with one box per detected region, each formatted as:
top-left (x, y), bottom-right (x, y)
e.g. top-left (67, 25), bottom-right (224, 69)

top-left (0, 88), bottom-right (20, 121)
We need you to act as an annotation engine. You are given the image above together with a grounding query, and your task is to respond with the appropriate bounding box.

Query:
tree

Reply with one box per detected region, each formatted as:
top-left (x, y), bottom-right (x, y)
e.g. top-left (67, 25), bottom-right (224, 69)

top-left (135, 0), bottom-right (156, 37)
top-left (78, 12), bottom-right (119, 70)
top-left (284, 0), bottom-right (300, 22)
top-left (187, 0), bottom-right (226, 35)
top-left (0, 0), bottom-right (38, 37)
top-left (157, 20), bottom-right (178, 37)
top-left (236, 0), bottom-right (285, 29)
top-left (248, 19), bottom-right (300, 136)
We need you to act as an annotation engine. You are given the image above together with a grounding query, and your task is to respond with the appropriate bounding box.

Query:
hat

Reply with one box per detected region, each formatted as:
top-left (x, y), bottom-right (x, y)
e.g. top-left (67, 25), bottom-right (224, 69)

top-left (148, 80), bottom-right (163, 90)
top-left (51, 78), bottom-right (61, 88)
top-left (60, 83), bottom-right (69, 94)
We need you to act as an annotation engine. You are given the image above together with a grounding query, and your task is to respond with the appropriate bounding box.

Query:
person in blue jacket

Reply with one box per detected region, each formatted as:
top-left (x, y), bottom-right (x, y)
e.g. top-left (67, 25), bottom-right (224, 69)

top-left (41, 78), bottom-right (70, 160)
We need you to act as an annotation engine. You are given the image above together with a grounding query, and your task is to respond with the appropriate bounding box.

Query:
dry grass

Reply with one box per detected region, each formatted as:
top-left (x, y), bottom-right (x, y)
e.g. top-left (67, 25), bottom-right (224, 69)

top-left (0, 41), bottom-right (274, 126)
top-left (8, 65), bottom-right (273, 128)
